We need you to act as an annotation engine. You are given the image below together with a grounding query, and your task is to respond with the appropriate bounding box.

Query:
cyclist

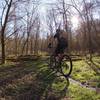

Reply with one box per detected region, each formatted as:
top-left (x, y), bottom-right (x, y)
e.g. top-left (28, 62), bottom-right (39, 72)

top-left (48, 29), bottom-right (72, 77)
top-left (48, 29), bottom-right (68, 59)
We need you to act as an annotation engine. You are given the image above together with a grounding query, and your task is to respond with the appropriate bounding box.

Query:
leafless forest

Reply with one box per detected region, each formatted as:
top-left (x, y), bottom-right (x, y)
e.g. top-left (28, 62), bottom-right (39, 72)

top-left (0, 0), bottom-right (99, 64)
top-left (0, 0), bottom-right (100, 100)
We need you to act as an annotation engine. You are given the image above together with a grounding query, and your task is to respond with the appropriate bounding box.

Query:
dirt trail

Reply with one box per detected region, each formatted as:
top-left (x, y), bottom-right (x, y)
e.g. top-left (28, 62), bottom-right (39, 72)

top-left (69, 78), bottom-right (96, 91)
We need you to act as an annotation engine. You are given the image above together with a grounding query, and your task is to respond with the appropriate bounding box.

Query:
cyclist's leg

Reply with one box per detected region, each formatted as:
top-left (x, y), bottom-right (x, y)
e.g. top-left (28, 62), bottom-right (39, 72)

top-left (54, 44), bottom-right (59, 55)
top-left (54, 44), bottom-right (62, 65)
top-left (54, 43), bottom-right (67, 62)
top-left (58, 44), bottom-right (67, 60)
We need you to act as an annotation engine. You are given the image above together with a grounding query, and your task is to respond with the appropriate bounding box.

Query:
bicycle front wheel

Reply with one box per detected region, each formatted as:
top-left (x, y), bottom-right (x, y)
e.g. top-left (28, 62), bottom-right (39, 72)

top-left (61, 55), bottom-right (72, 77)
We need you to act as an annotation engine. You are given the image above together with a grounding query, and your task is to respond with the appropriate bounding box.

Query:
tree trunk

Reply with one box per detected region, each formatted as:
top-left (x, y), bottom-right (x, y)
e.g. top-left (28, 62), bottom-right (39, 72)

top-left (1, 0), bottom-right (12, 64)
top-left (1, 27), bottom-right (5, 64)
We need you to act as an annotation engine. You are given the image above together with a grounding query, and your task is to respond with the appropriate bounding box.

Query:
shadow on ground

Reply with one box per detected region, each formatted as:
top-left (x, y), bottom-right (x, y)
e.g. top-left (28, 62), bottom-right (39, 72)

top-left (0, 59), bottom-right (70, 100)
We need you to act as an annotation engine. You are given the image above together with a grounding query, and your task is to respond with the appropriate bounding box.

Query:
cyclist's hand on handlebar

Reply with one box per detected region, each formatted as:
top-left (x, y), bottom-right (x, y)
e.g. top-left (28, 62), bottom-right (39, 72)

top-left (48, 43), bottom-right (52, 48)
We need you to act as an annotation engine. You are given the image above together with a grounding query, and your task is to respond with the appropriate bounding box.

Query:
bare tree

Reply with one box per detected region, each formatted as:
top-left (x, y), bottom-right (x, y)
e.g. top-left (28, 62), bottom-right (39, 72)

top-left (0, 0), bottom-right (13, 64)
top-left (34, 17), bottom-right (40, 55)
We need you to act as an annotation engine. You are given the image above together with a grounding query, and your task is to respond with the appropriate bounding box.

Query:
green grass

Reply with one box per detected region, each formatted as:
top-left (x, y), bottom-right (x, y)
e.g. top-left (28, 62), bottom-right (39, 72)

top-left (71, 59), bottom-right (100, 87)
top-left (0, 57), bottom-right (100, 100)
top-left (92, 56), bottom-right (100, 68)
top-left (68, 83), bottom-right (100, 100)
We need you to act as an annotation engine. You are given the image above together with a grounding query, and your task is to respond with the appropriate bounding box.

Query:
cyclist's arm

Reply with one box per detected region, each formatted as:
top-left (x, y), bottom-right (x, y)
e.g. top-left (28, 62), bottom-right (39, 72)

top-left (48, 36), bottom-right (57, 48)
top-left (50, 36), bottom-right (57, 44)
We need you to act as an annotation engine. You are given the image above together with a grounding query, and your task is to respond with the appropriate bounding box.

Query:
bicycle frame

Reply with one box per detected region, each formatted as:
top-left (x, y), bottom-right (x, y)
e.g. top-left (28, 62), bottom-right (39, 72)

top-left (48, 52), bottom-right (72, 77)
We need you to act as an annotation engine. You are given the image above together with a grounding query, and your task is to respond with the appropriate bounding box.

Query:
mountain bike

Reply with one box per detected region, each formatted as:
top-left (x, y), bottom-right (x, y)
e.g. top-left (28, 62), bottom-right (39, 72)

top-left (48, 53), bottom-right (72, 77)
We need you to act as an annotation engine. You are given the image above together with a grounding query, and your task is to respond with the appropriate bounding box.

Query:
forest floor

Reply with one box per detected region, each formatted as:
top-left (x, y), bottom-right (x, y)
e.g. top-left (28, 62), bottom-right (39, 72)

top-left (0, 56), bottom-right (100, 100)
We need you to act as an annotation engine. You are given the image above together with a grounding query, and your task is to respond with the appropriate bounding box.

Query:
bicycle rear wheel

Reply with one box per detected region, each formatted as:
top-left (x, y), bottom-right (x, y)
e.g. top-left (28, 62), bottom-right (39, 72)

top-left (60, 55), bottom-right (72, 77)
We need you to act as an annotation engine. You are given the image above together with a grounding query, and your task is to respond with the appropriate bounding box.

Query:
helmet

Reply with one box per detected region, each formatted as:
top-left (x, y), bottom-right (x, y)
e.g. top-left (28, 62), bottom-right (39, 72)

top-left (56, 29), bottom-right (60, 34)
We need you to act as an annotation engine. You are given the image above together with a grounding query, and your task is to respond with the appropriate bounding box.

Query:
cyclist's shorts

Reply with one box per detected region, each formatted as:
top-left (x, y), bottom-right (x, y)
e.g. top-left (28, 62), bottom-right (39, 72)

top-left (55, 38), bottom-right (68, 55)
